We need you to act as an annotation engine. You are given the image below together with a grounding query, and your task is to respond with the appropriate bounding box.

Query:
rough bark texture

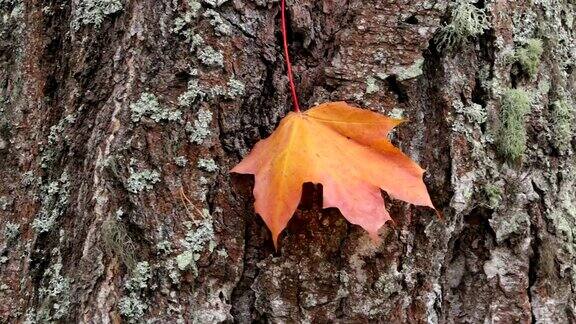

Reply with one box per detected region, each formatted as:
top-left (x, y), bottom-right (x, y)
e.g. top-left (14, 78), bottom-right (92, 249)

top-left (1, 0), bottom-right (575, 323)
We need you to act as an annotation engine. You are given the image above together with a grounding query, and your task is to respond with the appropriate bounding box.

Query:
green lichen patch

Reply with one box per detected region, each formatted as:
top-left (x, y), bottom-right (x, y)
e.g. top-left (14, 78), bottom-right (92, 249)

top-left (72, 0), bottom-right (123, 30)
top-left (126, 169), bottom-right (161, 194)
top-left (483, 183), bottom-right (503, 208)
top-left (435, 0), bottom-right (490, 51)
top-left (550, 99), bottom-right (573, 154)
top-left (497, 89), bottom-right (532, 162)
top-left (512, 38), bottom-right (543, 78)
top-left (130, 93), bottom-right (182, 123)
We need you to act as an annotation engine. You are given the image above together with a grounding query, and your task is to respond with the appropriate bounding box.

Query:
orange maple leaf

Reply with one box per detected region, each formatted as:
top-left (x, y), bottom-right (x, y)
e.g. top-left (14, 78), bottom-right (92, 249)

top-left (232, 102), bottom-right (435, 247)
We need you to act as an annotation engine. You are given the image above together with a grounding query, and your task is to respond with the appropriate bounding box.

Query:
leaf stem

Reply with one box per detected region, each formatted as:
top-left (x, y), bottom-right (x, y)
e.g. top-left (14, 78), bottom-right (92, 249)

top-left (281, 0), bottom-right (300, 113)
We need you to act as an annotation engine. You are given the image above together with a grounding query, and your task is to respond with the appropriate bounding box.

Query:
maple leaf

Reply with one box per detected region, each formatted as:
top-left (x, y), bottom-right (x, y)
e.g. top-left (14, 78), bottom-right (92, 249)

top-left (232, 102), bottom-right (435, 247)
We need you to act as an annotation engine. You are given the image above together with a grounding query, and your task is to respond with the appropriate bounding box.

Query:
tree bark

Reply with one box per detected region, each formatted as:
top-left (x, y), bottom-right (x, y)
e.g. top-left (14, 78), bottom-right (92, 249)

top-left (1, 0), bottom-right (575, 323)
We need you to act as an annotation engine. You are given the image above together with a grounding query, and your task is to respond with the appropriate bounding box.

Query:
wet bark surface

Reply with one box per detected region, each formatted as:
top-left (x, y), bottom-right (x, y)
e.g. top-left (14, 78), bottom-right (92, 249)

top-left (0, 0), bottom-right (575, 323)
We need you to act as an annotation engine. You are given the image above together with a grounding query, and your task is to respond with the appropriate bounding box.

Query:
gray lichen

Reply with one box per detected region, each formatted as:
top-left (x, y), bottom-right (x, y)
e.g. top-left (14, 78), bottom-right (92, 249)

top-left (32, 172), bottom-right (70, 233)
top-left (178, 76), bottom-right (243, 109)
top-left (388, 108), bottom-right (404, 119)
top-left (41, 115), bottom-right (77, 169)
top-left (3, 221), bottom-right (19, 241)
top-left (203, 9), bottom-right (231, 36)
top-left (119, 261), bottom-right (151, 322)
top-left (197, 46), bottom-right (224, 67)
top-left (374, 264), bottom-right (402, 299)
top-left (497, 89), bottom-right (532, 162)
top-left (0, 0), bottom-right (24, 23)
top-left (226, 77), bottom-right (245, 98)
top-left (174, 156), bottom-right (189, 167)
top-left (178, 80), bottom-right (205, 107)
top-left (451, 101), bottom-right (491, 164)
top-left (392, 58), bottom-right (424, 81)
top-left (172, 0), bottom-right (202, 46)
top-left (197, 158), bottom-right (218, 172)
top-left (126, 169), bottom-right (161, 194)
top-left (130, 93), bottom-right (182, 123)
top-left (175, 250), bottom-right (195, 271)
top-left (118, 296), bottom-right (148, 323)
top-left (0, 195), bottom-right (13, 211)
top-left (190, 34), bottom-right (205, 52)
top-left (21, 171), bottom-right (39, 187)
top-left (216, 248), bottom-right (228, 258)
top-left (489, 210), bottom-right (529, 243)
top-left (202, 0), bottom-right (229, 6)
top-left (175, 209), bottom-right (216, 276)
top-left (365, 77), bottom-right (380, 94)
top-left (47, 119), bottom-right (67, 145)
top-left (164, 259), bottom-right (182, 284)
top-left (72, 0), bottom-right (123, 30)
top-left (196, 176), bottom-right (209, 201)
top-left (125, 261), bottom-right (151, 291)
top-left (186, 108), bottom-right (213, 145)
top-left (36, 263), bottom-right (72, 321)
top-left (435, 0), bottom-right (490, 51)
top-left (156, 240), bottom-right (173, 255)
top-left (454, 101), bottom-right (487, 125)
top-left (545, 209), bottom-right (574, 247)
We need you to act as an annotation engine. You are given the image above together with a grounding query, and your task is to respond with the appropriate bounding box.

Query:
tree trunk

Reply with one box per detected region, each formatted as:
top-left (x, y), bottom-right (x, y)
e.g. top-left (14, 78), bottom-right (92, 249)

top-left (1, 0), bottom-right (575, 322)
